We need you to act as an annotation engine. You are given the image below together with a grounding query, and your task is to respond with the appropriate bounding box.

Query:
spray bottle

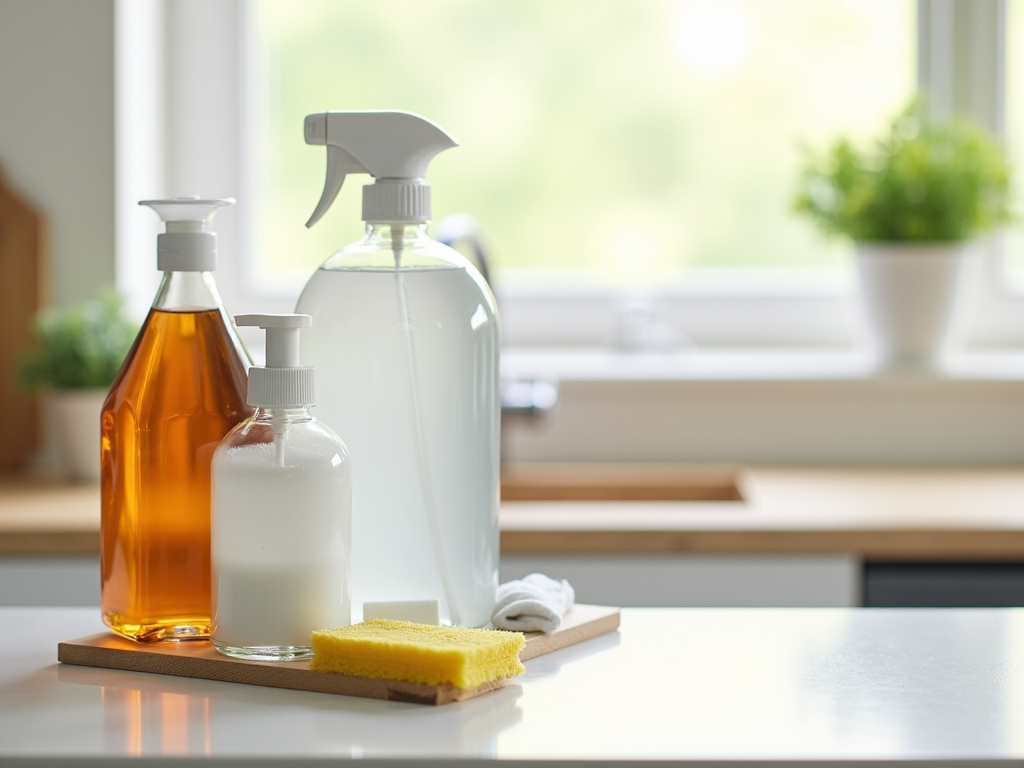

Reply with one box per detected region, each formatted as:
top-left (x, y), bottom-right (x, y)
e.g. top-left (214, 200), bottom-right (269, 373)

top-left (211, 314), bottom-right (351, 660)
top-left (101, 197), bottom-right (251, 642)
top-left (296, 111), bottom-right (499, 627)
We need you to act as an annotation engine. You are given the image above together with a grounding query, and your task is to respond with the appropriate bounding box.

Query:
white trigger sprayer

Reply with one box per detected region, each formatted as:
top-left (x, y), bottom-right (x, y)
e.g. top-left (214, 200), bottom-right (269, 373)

top-left (304, 111), bottom-right (458, 265)
top-left (299, 111), bottom-right (498, 627)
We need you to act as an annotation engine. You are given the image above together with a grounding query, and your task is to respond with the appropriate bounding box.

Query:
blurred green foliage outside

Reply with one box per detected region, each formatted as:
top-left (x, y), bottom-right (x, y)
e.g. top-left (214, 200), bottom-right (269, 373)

top-left (249, 0), bottom-right (914, 291)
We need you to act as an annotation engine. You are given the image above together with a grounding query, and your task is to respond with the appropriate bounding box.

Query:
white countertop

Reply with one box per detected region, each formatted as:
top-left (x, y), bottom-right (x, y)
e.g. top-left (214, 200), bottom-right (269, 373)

top-left (4, 607), bottom-right (1024, 765)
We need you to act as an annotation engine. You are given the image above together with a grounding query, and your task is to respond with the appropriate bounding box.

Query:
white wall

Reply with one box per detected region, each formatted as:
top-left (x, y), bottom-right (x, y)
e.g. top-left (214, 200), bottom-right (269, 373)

top-left (0, 0), bottom-right (116, 307)
top-left (502, 369), bottom-right (1024, 465)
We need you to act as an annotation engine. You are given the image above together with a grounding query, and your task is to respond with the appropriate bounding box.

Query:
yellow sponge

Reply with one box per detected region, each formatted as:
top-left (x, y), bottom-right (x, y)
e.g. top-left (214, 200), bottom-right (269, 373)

top-left (310, 620), bottom-right (526, 689)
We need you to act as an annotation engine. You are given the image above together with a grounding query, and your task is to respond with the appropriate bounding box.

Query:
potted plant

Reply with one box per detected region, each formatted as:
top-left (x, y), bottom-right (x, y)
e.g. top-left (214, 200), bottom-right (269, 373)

top-left (794, 99), bottom-right (1012, 370)
top-left (20, 290), bottom-right (138, 482)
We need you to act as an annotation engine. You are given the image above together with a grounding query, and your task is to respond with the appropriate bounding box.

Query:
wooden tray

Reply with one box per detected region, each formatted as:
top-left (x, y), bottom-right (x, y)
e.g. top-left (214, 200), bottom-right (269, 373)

top-left (58, 604), bottom-right (620, 706)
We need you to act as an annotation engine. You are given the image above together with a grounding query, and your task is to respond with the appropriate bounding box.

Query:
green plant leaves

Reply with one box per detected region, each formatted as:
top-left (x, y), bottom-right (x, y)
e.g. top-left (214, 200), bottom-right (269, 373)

top-left (19, 290), bottom-right (139, 391)
top-left (794, 100), bottom-right (1012, 242)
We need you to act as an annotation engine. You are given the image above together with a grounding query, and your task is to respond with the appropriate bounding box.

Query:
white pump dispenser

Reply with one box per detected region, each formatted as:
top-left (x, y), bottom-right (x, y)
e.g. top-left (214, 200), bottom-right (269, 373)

top-left (211, 313), bottom-right (351, 660)
top-left (235, 314), bottom-right (315, 409)
top-left (296, 110), bottom-right (500, 628)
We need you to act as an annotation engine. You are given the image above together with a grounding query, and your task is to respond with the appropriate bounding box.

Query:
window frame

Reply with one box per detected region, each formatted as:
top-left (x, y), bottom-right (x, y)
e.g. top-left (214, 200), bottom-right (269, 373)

top-left (117, 0), bottom-right (1024, 353)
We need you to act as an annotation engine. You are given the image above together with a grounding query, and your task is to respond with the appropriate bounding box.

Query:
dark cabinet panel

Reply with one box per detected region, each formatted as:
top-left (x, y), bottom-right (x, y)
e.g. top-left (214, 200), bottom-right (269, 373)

top-left (864, 561), bottom-right (1024, 607)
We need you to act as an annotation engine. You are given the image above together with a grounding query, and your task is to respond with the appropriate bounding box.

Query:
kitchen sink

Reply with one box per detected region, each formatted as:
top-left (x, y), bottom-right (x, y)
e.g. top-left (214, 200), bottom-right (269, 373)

top-left (500, 463), bottom-right (743, 502)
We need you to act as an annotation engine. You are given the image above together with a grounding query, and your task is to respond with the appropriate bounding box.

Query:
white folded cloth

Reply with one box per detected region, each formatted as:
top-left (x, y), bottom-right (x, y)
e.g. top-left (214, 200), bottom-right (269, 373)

top-left (492, 573), bottom-right (575, 634)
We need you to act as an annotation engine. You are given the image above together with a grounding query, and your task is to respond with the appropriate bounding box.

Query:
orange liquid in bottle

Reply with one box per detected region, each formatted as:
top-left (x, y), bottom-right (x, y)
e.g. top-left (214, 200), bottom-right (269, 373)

top-left (101, 308), bottom-right (251, 642)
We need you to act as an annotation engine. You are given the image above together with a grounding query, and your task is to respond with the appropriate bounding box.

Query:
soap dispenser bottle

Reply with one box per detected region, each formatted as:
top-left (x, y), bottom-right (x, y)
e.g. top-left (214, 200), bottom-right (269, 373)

top-left (296, 111), bottom-right (499, 628)
top-left (101, 197), bottom-right (252, 642)
top-left (211, 314), bottom-right (350, 660)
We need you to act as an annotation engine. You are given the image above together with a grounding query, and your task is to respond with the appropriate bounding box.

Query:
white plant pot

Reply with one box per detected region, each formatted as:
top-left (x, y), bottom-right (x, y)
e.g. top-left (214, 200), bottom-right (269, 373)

top-left (50, 389), bottom-right (107, 483)
top-left (855, 242), bottom-right (977, 372)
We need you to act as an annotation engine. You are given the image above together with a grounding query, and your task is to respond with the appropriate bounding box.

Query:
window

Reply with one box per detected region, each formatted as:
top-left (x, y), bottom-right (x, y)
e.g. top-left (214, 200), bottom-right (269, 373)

top-left (248, 0), bottom-right (915, 299)
top-left (1003, 0), bottom-right (1024, 289)
top-left (123, 0), bottom-right (1024, 353)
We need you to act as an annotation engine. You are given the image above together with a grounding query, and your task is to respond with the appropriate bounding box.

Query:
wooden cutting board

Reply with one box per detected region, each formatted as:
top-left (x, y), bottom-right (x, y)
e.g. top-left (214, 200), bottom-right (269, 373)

top-left (58, 604), bottom-right (620, 706)
top-left (0, 166), bottom-right (47, 471)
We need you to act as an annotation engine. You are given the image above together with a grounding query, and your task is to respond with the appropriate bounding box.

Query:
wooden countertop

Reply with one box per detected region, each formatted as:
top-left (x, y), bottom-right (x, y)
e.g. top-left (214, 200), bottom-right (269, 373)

top-left (4, 466), bottom-right (1024, 559)
top-left (502, 467), bottom-right (1024, 559)
top-left (0, 476), bottom-right (101, 555)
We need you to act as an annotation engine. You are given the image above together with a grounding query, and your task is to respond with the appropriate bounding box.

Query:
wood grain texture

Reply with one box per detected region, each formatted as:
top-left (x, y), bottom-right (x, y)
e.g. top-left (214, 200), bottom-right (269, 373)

top-left (0, 477), bottom-right (99, 554)
top-left (519, 603), bottom-right (621, 660)
top-left (57, 604), bottom-right (621, 705)
top-left (0, 167), bottom-right (46, 470)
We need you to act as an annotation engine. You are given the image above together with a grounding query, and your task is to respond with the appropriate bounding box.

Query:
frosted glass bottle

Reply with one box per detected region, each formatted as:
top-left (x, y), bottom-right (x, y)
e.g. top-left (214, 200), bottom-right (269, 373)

top-left (296, 222), bottom-right (500, 627)
top-left (211, 313), bottom-right (350, 660)
top-left (211, 406), bottom-right (351, 660)
top-left (101, 204), bottom-right (251, 642)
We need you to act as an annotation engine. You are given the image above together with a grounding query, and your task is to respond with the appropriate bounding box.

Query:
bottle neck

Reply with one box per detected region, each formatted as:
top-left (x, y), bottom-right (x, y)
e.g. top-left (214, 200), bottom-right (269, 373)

top-left (363, 222), bottom-right (430, 268)
top-left (253, 406), bottom-right (313, 423)
top-left (364, 222), bottom-right (429, 242)
top-left (152, 271), bottom-right (225, 312)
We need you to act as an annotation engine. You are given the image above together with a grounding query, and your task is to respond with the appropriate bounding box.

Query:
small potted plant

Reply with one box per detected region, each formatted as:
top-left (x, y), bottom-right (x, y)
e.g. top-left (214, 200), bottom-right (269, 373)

top-left (20, 290), bottom-right (138, 482)
top-left (794, 99), bottom-right (1012, 370)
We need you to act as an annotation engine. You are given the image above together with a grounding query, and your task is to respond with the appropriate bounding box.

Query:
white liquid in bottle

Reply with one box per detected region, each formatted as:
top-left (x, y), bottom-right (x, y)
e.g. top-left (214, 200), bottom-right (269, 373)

top-left (211, 314), bottom-right (351, 661)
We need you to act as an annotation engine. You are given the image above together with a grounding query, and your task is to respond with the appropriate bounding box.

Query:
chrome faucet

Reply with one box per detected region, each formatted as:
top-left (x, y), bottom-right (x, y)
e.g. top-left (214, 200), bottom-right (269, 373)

top-left (435, 213), bottom-right (559, 425)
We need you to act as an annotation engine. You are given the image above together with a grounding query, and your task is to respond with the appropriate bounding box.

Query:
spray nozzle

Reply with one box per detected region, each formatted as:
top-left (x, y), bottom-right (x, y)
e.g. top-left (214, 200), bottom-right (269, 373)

top-left (235, 314), bottom-right (314, 408)
top-left (139, 196), bottom-right (234, 271)
top-left (304, 111), bottom-right (458, 228)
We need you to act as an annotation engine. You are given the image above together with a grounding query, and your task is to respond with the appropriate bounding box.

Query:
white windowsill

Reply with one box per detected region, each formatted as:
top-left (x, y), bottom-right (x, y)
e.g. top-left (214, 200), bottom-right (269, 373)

top-left (502, 347), bottom-right (1024, 383)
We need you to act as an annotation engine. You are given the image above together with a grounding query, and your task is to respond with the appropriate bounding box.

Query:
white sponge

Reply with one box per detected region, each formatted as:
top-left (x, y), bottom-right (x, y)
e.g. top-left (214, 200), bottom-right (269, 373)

top-left (362, 599), bottom-right (440, 625)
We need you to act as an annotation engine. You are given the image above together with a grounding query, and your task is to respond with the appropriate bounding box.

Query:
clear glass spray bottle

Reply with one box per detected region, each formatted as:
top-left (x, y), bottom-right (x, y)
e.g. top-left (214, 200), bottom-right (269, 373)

top-left (296, 112), bottom-right (499, 628)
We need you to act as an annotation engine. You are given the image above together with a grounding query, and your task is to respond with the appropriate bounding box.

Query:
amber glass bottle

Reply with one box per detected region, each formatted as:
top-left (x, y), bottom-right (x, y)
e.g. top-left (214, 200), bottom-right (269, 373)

top-left (101, 198), bottom-right (251, 642)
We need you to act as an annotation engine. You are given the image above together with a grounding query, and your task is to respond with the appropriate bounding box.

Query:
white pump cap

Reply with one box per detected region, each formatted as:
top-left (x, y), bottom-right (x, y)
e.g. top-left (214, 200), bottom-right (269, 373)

top-left (304, 111), bottom-right (458, 227)
top-left (235, 314), bottom-right (315, 408)
top-left (139, 196), bottom-right (234, 272)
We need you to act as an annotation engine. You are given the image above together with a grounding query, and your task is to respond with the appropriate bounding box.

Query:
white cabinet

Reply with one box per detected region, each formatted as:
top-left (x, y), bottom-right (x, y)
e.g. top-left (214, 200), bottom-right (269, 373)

top-left (1, 557), bottom-right (100, 606)
top-left (4, 554), bottom-right (859, 608)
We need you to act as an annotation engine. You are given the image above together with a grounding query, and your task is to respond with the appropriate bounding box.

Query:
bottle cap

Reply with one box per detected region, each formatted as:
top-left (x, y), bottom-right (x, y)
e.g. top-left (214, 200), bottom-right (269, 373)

top-left (139, 196), bottom-right (234, 272)
top-left (235, 314), bottom-right (315, 407)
